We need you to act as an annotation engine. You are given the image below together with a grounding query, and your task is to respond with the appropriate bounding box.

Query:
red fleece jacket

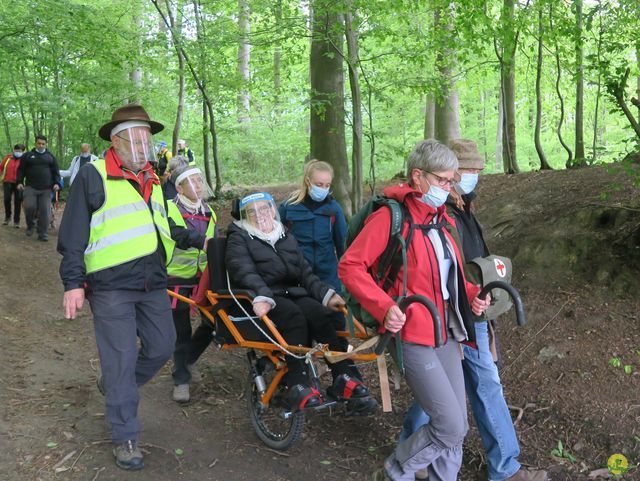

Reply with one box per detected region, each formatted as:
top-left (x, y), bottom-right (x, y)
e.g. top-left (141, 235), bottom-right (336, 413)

top-left (338, 183), bottom-right (481, 347)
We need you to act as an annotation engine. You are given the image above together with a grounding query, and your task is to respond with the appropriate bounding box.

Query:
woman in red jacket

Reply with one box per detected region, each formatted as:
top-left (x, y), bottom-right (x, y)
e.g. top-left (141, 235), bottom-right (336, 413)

top-left (1, 144), bottom-right (25, 227)
top-left (339, 139), bottom-right (490, 481)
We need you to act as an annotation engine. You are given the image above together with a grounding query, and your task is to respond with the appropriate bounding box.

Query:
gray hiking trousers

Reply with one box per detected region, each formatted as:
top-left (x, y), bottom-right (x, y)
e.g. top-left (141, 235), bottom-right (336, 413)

top-left (89, 289), bottom-right (176, 443)
top-left (384, 339), bottom-right (468, 481)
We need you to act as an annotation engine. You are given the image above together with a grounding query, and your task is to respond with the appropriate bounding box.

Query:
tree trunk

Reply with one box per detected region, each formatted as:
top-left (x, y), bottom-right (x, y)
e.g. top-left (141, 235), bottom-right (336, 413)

top-left (424, 95), bottom-right (435, 139)
top-left (309, 0), bottom-right (351, 215)
top-left (573, 0), bottom-right (585, 166)
top-left (166, 0), bottom-right (185, 155)
top-left (129, 1), bottom-right (143, 104)
top-left (273, 0), bottom-right (282, 101)
top-left (0, 107), bottom-right (12, 148)
top-left (202, 99), bottom-right (212, 186)
top-left (237, 0), bottom-right (251, 123)
top-left (636, 42), bottom-right (640, 148)
top-left (534, 7), bottom-right (551, 170)
top-left (480, 90), bottom-right (488, 165)
top-left (433, 4), bottom-right (460, 146)
top-left (592, 3), bottom-right (603, 163)
top-left (495, 88), bottom-right (503, 171)
top-left (345, 5), bottom-right (362, 212)
top-left (10, 79), bottom-right (29, 144)
top-left (500, 0), bottom-right (519, 173)
top-left (550, 4), bottom-right (573, 165)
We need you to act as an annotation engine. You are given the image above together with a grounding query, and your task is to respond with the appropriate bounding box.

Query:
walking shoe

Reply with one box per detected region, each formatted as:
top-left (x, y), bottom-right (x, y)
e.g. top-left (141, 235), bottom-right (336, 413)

top-left (504, 468), bottom-right (548, 481)
top-left (371, 467), bottom-right (392, 481)
top-left (96, 375), bottom-right (105, 396)
top-left (187, 363), bottom-right (202, 383)
top-left (37, 235), bottom-right (48, 242)
top-left (173, 383), bottom-right (190, 402)
top-left (14, 223), bottom-right (20, 229)
top-left (113, 440), bottom-right (144, 470)
top-left (2, 219), bottom-right (8, 225)
top-left (415, 467), bottom-right (429, 480)
top-left (288, 383), bottom-right (323, 411)
top-left (26, 227), bottom-right (34, 236)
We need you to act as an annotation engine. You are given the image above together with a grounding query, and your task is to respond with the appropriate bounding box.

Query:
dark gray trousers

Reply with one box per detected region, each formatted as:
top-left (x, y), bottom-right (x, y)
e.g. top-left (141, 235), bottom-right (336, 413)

top-left (385, 339), bottom-right (468, 481)
top-left (88, 289), bottom-right (175, 443)
top-left (22, 186), bottom-right (50, 236)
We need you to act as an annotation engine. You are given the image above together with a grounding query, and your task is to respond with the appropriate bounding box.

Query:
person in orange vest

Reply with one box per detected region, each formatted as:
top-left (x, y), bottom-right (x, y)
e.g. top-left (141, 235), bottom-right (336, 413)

top-left (1, 144), bottom-right (26, 227)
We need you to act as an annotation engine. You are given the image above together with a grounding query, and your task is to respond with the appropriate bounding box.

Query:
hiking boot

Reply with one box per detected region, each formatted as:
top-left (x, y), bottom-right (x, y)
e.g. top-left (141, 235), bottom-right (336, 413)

top-left (26, 227), bottom-right (34, 236)
top-left (14, 223), bottom-right (20, 229)
top-left (37, 235), bottom-right (48, 242)
top-left (288, 384), bottom-right (323, 411)
top-left (187, 363), bottom-right (202, 383)
top-left (173, 383), bottom-right (190, 403)
top-left (113, 440), bottom-right (144, 470)
top-left (371, 468), bottom-right (392, 481)
top-left (504, 468), bottom-right (548, 481)
top-left (415, 467), bottom-right (429, 480)
top-left (2, 219), bottom-right (8, 225)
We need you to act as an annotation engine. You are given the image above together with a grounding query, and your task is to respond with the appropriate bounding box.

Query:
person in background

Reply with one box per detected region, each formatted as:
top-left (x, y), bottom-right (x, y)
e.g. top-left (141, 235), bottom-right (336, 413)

top-left (156, 141), bottom-right (172, 178)
top-left (166, 164), bottom-right (217, 403)
top-left (162, 155), bottom-right (188, 200)
top-left (60, 143), bottom-right (98, 186)
top-left (278, 160), bottom-right (347, 293)
top-left (177, 139), bottom-right (195, 165)
top-left (1, 144), bottom-right (26, 228)
top-left (17, 135), bottom-right (61, 241)
top-left (399, 139), bottom-right (548, 481)
top-left (339, 139), bottom-right (491, 481)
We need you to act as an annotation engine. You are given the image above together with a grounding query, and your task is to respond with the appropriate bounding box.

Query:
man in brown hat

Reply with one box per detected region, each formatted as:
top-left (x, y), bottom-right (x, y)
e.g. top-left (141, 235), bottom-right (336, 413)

top-left (57, 104), bottom-right (209, 471)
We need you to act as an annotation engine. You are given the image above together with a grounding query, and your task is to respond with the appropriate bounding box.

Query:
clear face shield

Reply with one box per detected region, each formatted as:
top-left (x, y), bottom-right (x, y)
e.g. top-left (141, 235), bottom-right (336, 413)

top-left (175, 168), bottom-right (214, 203)
top-left (239, 193), bottom-right (280, 233)
top-left (113, 126), bottom-right (156, 171)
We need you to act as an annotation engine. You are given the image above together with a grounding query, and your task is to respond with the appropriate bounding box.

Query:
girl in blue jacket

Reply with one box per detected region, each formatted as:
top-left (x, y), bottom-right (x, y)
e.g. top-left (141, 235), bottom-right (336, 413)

top-left (278, 160), bottom-right (347, 293)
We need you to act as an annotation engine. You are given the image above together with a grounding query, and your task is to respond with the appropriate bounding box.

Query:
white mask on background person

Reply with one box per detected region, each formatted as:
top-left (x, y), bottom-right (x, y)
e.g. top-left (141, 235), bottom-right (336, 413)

top-left (13, 151), bottom-right (23, 158)
top-left (455, 173), bottom-right (479, 195)
top-left (36, 147), bottom-right (46, 154)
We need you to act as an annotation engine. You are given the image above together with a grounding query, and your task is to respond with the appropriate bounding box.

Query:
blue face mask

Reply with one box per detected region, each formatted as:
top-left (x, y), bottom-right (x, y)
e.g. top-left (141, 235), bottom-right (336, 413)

top-left (309, 184), bottom-right (330, 202)
top-left (420, 184), bottom-right (449, 208)
top-left (36, 147), bottom-right (45, 154)
top-left (13, 151), bottom-right (23, 158)
top-left (456, 173), bottom-right (479, 195)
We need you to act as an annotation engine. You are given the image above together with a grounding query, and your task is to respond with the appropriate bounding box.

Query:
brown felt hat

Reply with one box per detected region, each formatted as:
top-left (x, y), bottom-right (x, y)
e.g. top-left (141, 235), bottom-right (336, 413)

top-left (98, 104), bottom-right (164, 141)
top-left (448, 139), bottom-right (485, 170)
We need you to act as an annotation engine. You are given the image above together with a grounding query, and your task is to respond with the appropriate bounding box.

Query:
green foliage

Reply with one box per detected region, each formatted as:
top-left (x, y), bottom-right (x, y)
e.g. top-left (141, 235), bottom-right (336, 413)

top-left (0, 0), bottom-right (637, 184)
top-left (551, 440), bottom-right (577, 463)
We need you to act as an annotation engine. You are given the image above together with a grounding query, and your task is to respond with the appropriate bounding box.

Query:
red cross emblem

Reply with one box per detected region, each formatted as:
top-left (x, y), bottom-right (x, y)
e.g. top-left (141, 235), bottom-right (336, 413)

top-left (494, 258), bottom-right (507, 278)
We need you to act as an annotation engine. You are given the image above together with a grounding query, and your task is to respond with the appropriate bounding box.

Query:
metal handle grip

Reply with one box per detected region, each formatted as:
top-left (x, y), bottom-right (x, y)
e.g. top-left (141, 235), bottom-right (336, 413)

top-left (374, 295), bottom-right (443, 355)
top-left (478, 281), bottom-right (527, 326)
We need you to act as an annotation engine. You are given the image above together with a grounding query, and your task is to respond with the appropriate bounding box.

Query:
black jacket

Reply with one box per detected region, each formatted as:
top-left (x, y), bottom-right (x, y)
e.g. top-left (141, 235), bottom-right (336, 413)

top-left (18, 148), bottom-right (61, 190)
top-left (225, 222), bottom-right (332, 302)
top-left (57, 165), bottom-right (205, 292)
top-left (446, 192), bottom-right (489, 264)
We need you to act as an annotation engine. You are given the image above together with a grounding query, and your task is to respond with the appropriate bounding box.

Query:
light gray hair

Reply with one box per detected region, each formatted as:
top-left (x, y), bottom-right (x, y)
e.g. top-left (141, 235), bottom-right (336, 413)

top-left (168, 155), bottom-right (188, 173)
top-left (406, 139), bottom-right (458, 179)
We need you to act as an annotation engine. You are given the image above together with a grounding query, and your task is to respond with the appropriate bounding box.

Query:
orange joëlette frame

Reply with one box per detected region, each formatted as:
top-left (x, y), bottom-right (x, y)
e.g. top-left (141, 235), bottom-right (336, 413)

top-left (166, 288), bottom-right (378, 407)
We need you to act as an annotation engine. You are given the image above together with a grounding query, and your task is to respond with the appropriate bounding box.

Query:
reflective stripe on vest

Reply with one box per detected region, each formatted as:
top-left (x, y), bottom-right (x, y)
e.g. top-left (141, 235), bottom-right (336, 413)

top-left (84, 159), bottom-right (175, 274)
top-left (166, 200), bottom-right (216, 278)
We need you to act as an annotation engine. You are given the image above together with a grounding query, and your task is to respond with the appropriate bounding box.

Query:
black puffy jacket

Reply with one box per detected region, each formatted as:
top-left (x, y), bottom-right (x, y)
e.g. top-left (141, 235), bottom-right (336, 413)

top-left (225, 222), bottom-right (332, 302)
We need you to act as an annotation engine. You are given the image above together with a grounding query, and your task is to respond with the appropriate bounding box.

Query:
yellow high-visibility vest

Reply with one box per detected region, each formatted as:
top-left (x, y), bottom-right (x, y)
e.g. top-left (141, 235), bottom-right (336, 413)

top-left (84, 159), bottom-right (175, 274)
top-left (166, 201), bottom-right (216, 278)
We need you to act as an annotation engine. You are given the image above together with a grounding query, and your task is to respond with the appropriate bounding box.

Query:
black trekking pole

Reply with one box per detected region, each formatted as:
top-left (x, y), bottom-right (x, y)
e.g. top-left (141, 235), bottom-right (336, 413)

top-left (374, 295), bottom-right (442, 355)
top-left (478, 281), bottom-right (527, 326)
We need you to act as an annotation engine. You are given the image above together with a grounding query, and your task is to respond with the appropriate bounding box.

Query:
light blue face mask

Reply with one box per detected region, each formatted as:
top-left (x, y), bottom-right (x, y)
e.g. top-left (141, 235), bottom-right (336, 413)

top-left (309, 184), bottom-right (330, 202)
top-left (455, 173), bottom-right (479, 195)
top-left (421, 184), bottom-right (449, 208)
top-left (13, 151), bottom-right (23, 158)
top-left (36, 148), bottom-right (45, 154)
